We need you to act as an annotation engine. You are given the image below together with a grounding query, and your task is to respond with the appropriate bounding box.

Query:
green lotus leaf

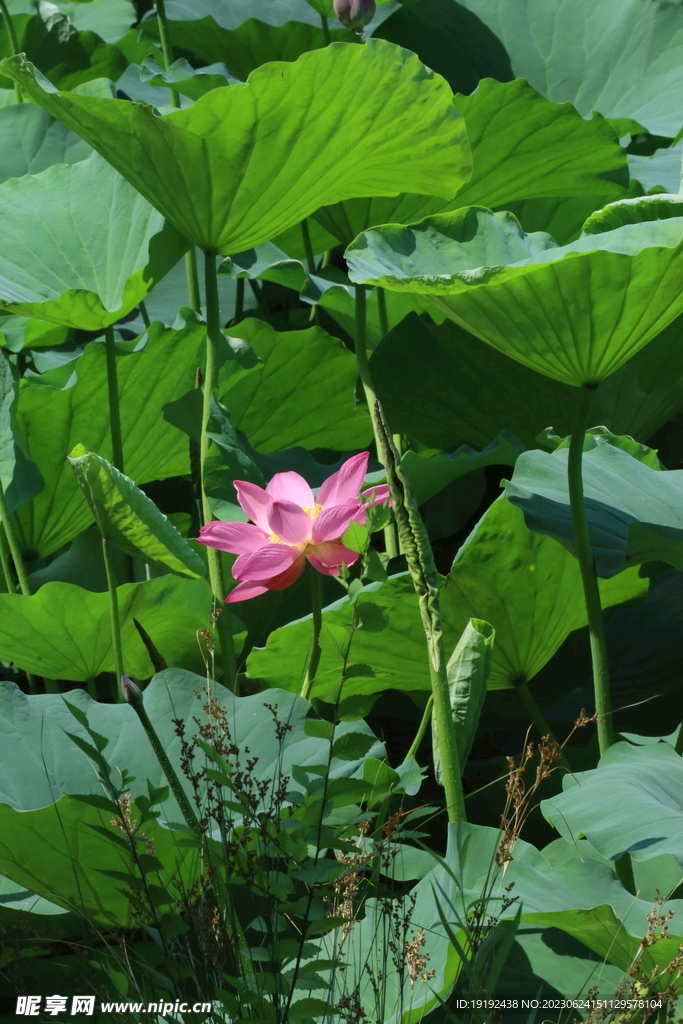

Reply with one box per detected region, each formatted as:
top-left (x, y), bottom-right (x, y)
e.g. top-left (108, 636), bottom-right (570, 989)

top-left (398, 433), bottom-right (526, 506)
top-left (314, 77), bottom-right (628, 247)
top-left (630, 142), bottom-right (683, 196)
top-left (247, 547), bottom-right (645, 700)
top-left (139, 55), bottom-right (235, 100)
top-left (0, 577), bottom-right (213, 680)
top-left (12, 316), bottom-right (207, 559)
top-left (222, 318), bottom-right (372, 452)
top-left (542, 740), bottom-right (683, 868)
top-left (0, 40), bottom-right (470, 254)
top-left (67, 444), bottom-right (206, 578)
top-left (0, 671), bottom-right (385, 922)
top-left (0, 152), bottom-right (187, 330)
top-left (0, 103), bottom-right (91, 184)
top-left (506, 438), bottom-right (683, 578)
top-left (0, 351), bottom-right (43, 519)
top-left (384, 0), bottom-right (683, 139)
top-left (346, 205), bottom-right (683, 386)
top-left (371, 310), bottom-right (683, 453)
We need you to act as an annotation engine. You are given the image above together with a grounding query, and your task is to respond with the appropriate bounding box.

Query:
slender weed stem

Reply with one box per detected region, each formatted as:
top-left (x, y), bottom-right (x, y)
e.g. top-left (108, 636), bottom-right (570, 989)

top-left (104, 326), bottom-right (124, 474)
top-left (300, 566), bottom-right (323, 701)
top-left (201, 252), bottom-right (238, 689)
top-left (514, 678), bottom-right (571, 773)
top-left (568, 384), bottom-right (615, 753)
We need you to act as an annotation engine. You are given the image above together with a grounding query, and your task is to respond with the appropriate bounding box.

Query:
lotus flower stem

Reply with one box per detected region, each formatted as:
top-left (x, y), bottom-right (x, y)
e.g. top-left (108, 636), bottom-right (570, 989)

top-left (320, 12), bottom-right (331, 44)
top-left (101, 534), bottom-right (125, 703)
top-left (234, 277), bottom-right (244, 322)
top-left (355, 285), bottom-right (399, 559)
top-left (568, 384), bottom-right (615, 754)
top-left (185, 250), bottom-right (202, 315)
top-left (139, 300), bottom-right (151, 329)
top-left (375, 401), bottom-right (466, 822)
top-left (201, 251), bottom-right (238, 689)
top-left (0, 0), bottom-right (21, 104)
top-left (104, 326), bottom-right (124, 474)
top-left (377, 286), bottom-right (389, 339)
top-left (300, 566), bottom-right (323, 701)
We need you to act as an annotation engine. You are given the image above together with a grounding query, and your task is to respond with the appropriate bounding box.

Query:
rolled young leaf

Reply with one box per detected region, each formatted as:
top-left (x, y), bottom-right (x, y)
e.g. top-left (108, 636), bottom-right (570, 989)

top-left (432, 617), bottom-right (494, 785)
top-left (68, 444), bottom-right (206, 578)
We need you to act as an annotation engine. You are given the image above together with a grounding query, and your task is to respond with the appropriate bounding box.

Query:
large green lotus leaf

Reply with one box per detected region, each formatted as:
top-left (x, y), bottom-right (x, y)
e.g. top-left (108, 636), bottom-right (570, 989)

top-left (399, 433), bottom-right (526, 506)
top-left (371, 311), bottom-right (683, 453)
top-left (0, 153), bottom-right (186, 331)
top-left (248, 548), bottom-right (644, 699)
top-left (506, 439), bottom-right (683, 578)
top-left (0, 576), bottom-right (213, 679)
top-left (0, 671), bottom-right (384, 922)
top-left (67, 445), bottom-right (206, 578)
top-left (630, 143), bottom-right (683, 196)
top-left (0, 352), bottom-right (43, 518)
top-left (542, 740), bottom-right (683, 870)
top-left (12, 317), bottom-right (206, 559)
top-left (0, 40), bottom-right (470, 255)
top-left (221, 318), bottom-right (372, 452)
top-left (0, 104), bottom-right (91, 183)
top-left (387, 0), bottom-right (683, 139)
top-left (442, 495), bottom-right (647, 690)
top-left (346, 206), bottom-right (683, 387)
top-left (314, 78), bottom-right (628, 247)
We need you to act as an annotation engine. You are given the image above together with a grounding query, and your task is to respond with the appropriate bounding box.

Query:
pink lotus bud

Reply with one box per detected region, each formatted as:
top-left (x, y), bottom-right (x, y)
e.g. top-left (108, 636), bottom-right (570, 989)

top-left (121, 675), bottom-right (143, 707)
top-left (333, 0), bottom-right (376, 32)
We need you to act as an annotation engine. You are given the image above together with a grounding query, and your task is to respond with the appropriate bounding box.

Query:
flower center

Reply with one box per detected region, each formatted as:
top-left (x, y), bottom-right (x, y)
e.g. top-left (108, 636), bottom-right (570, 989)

top-left (302, 502), bottom-right (324, 521)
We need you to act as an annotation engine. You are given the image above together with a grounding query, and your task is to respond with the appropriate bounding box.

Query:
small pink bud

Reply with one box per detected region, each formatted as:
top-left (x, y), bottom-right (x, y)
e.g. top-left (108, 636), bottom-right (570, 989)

top-left (121, 675), bottom-right (143, 707)
top-left (333, 0), bottom-right (376, 32)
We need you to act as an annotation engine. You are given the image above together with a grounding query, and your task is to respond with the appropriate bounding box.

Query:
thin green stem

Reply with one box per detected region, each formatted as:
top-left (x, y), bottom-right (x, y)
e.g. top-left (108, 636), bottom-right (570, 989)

top-left (201, 252), bottom-right (238, 689)
top-left (185, 249), bottom-right (202, 314)
top-left (515, 679), bottom-right (571, 773)
top-left (0, 0), bottom-right (22, 104)
top-left (139, 300), bottom-right (151, 329)
top-left (300, 566), bottom-right (323, 701)
top-left (355, 285), bottom-right (399, 559)
top-left (154, 0), bottom-right (180, 108)
top-left (102, 534), bottom-right (125, 703)
top-left (43, 677), bottom-right (60, 694)
top-left (404, 695), bottom-right (433, 763)
top-left (0, 477), bottom-right (30, 596)
top-left (320, 11), bottom-right (331, 44)
top-left (234, 277), bottom-right (244, 323)
top-left (376, 286), bottom-right (389, 340)
top-left (104, 326), bottom-right (124, 474)
top-left (86, 677), bottom-right (98, 701)
top-left (0, 522), bottom-right (16, 594)
top-left (301, 220), bottom-right (320, 325)
top-left (134, 700), bottom-right (200, 833)
top-left (568, 384), bottom-right (614, 754)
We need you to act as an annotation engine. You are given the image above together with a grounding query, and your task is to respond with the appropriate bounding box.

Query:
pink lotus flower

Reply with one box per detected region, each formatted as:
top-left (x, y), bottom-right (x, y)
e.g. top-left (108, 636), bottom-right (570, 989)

top-left (198, 452), bottom-right (389, 602)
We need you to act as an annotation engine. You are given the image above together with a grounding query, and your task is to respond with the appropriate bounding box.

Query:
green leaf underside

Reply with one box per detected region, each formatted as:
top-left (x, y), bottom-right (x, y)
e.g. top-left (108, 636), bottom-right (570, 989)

top-left (0, 40), bottom-right (470, 253)
top-left (314, 77), bottom-right (628, 246)
top-left (506, 439), bottom-right (683, 578)
top-left (346, 205), bottom-right (683, 386)
top-left (67, 444), bottom-right (205, 577)
top-left (0, 153), bottom-right (186, 330)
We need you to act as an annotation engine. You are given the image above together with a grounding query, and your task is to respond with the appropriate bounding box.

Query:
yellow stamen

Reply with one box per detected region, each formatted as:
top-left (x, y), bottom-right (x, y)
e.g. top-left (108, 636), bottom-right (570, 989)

top-left (302, 502), bottom-right (324, 521)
